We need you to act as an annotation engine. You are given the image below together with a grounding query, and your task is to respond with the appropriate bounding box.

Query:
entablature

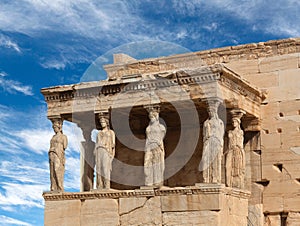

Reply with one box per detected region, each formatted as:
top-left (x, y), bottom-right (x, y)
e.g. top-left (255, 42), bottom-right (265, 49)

top-left (41, 64), bottom-right (264, 123)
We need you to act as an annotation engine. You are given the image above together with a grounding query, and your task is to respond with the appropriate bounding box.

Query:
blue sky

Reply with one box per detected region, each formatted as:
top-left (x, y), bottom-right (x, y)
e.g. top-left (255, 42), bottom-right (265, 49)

top-left (0, 0), bottom-right (299, 225)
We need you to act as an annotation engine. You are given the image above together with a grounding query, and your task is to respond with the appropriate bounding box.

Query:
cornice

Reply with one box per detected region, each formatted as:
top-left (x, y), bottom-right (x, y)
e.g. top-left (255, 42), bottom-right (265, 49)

top-left (43, 185), bottom-right (251, 201)
top-left (41, 64), bottom-right (262, 106)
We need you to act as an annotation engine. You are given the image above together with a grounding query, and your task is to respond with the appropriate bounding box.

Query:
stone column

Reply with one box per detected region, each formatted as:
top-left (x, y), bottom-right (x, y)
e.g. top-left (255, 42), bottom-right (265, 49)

top-left (94, 114), bottom-right (115, 190)
top-left (48, 117), bottom-right (68, 192)
top-left (144, 105), bottom-right (166, 187)
top-left (79, 125), bottom-right (95, 192)
top-left (200, 99), bottom-right (224, 184)
top-left (225, 109), bottom-right (245, 189)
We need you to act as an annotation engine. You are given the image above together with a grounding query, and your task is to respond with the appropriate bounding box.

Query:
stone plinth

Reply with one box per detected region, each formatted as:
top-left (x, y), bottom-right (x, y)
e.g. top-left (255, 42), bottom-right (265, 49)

top-left (43, 185), bottom-right (250, 226)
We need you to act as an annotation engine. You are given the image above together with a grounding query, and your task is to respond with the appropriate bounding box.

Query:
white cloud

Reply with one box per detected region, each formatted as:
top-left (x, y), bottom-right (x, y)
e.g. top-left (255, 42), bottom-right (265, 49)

top-left (0, 1), bottom-right (150, 68)
top-left (0, 34), bottom-right (21, 53)
top-left (0, 1), bottom-right (141, 39)
top-left (0, 104), bottom-right (84, 155)
top-left (0, 105), bottom-right (83, 214)
top-left (14, 121), bottom-right (83, 154)
top-left (0, 161), bottom-right (48, 184)
top-left (0, 145), bottom-right (81, 211)
top-left (203, 22), bottom-right (218, 32)
top-left (64, 157), bottom-right (81, 190)
top-left (0, 151), bottom-right (80, 212)
top-left (172, 0), bottom-right (300, 37)
top-left (0, 159), bottom-right (49, 210)
top-left (0, 158), bottom-right (80, 210)
top-left (0, 71), bottom-right (7, 77)
top-left (230, 1), bottom-right (300, 37)
top-left (0, 183), bottom-right (46, 209)
top-left (0, 105), bottom-right (26, 154)
top-left (0, 75), bottom-right (33, 96)
top-left (0, 215), bottom-right (32, 226)
top-left (0, 0), bottom-right (299, 70)
top-left (40, 60), bottom-right (66, 70)
top-left (14, 129), bottom-right (53, 154)
top-left (0, 104), bottom-right (83, 157)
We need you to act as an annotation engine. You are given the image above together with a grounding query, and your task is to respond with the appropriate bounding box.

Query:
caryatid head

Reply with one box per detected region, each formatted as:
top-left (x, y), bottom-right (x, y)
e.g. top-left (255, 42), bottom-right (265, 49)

top-left (232, 117), bottom-right (241, 128)
top-left (207, 101), bottom-right (220, 119)
top-left (52, 119), bottom-right (63, 134)
top-left (99, 117), bottom-right (109, 129)
top-left (148, 109), bottom-right (159, 123)
top-left (230, 109), bottom-right (245, 129)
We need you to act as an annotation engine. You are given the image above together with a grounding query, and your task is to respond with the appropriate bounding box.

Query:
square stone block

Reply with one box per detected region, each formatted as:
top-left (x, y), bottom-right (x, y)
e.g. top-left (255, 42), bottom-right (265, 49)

top-left (162, 211), bottom-right (219, 226)
top-left (161, 194), bottom-right (221, 212)
top-left (45, 200), bottom-right (81, 226)
top-left (120, 196), bottom-right (162, 226)
top-left (81, 199), bottom-right (119, 226)
top-left (287, 212), bottom-right (300, 226)
top-left (119, 197), bottom-right (148, 215)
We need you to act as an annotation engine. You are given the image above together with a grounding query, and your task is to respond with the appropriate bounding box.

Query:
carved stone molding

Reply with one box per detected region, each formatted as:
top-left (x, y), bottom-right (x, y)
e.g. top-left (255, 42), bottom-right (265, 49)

top-left (42, 66), bottom-right (263, 125)
top-left (43, 185), bottom-right (250, 201)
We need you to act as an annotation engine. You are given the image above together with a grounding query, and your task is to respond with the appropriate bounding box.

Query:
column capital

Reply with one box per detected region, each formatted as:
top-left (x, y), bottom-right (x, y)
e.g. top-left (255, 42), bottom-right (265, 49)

top-left (144, 104), bottom-right (160, 113)
top-left (96, 110), bottom-right (110, 120)
top-left (203, 98), bottom-right (223, 112)
top-left (230, 109), bottom-right (246, 120)
top-left (48, 115), bottom-right (63, 123)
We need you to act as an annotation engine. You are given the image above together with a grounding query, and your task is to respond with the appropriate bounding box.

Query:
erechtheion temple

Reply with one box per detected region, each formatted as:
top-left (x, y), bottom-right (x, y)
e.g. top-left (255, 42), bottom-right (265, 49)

top-left (42, 38), bottom-right (300, 226)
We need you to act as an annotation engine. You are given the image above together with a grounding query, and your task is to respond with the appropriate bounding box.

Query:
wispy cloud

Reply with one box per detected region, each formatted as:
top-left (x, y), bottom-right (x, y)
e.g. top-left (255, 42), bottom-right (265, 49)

top-left (0, 160), bottom-right (49, 185)
top-left (0, 182), bottom-right (46, 209)
top-left (0, 0), bottom-right (297, 70)
top-left (0, 105), bottom-right (82, 214)
top-left (64, 157), bottom-right (81, 190)
top-left (14, 129), bottom-right (54, 154)
top-left (0, 1), bottom-right (141, 40)
top-left (172, 0), bottom-right (300, 37)
top-left (40, 60), bottom-right (66, 70)
top-left (0, 34), bottom-right (21, 53)
top-left (0, 215), bottom-right (32, 226)
top-left (0, 104), bottom-right (83, 154)
top-left (0, 1), bottom-right (147, 68)
top-left (13, 121), bottom-right (83, 154)
top-left (0, 71), bottom-right (7, 77)
top-left (0, 73), bottom-right (33, 96)
top-left (0, 157), bottom-right (80, 211)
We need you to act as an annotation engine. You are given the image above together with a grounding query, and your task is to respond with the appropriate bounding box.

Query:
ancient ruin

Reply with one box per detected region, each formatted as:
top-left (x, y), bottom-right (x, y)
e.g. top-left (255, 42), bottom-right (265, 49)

top-left (225, 109), bottom-right (246, 189)
top-left (42, 38), bottom-right (300, 225)
top-left (48, 118), bottom-right (68, 192)
top-left (144, 106), bottom-right (166, 187)
top-left (94, 116), bottom-right (115, 190)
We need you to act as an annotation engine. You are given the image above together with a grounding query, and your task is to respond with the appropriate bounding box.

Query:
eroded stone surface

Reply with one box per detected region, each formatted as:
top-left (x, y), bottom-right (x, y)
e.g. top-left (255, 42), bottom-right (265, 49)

top-left (120, 196), bottom-right (162, 226)
top-left (81, 199), bottom-right (119, 226)
top-left (286, 212), bottom-right (300, 226)
top-left (225, 109), bottom-right (245, 189)
top-left (94, 116), bottom-right (115, 190)
top-left (162, 211), bottom-right (219, 226)
top-left (144, 107), bottom-right (166, 187)
top-left (42, 38), bottom-right (300, 225)
top-left (48, 119), bottom-right (68, 192)
top-left (44, 186), bottom-right (250, 226)
top-left (119, 197), bottom-right (148, 215)
top-left (161, 194), bottom-right (220, 212)
top-left (201, 100), bottom-right (224, 184)
top-left (44, 200), bottom-right (80, 226)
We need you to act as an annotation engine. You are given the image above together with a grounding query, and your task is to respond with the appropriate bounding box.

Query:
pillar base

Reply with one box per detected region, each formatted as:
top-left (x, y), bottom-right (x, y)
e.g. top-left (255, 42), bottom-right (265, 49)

top-left (43, 184), bottom-right (250, 226)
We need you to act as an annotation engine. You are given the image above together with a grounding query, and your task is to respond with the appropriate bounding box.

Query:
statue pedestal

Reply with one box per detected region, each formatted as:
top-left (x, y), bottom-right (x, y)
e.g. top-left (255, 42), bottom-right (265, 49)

top-left (43, 185), bottom-right (250, 226)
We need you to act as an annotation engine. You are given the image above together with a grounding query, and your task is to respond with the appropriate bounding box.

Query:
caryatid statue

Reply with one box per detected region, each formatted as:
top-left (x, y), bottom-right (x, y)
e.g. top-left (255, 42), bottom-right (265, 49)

top-left (144, 107), bottom-right (166, 187)
top-left (48, 119), bottom-right (68, 192)
top-left (225, 109), bottom-right (246, 189)
top-left (200, 100), bottom-right (224, 184)
top-left (94, 117), bottom-right (115, 189)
